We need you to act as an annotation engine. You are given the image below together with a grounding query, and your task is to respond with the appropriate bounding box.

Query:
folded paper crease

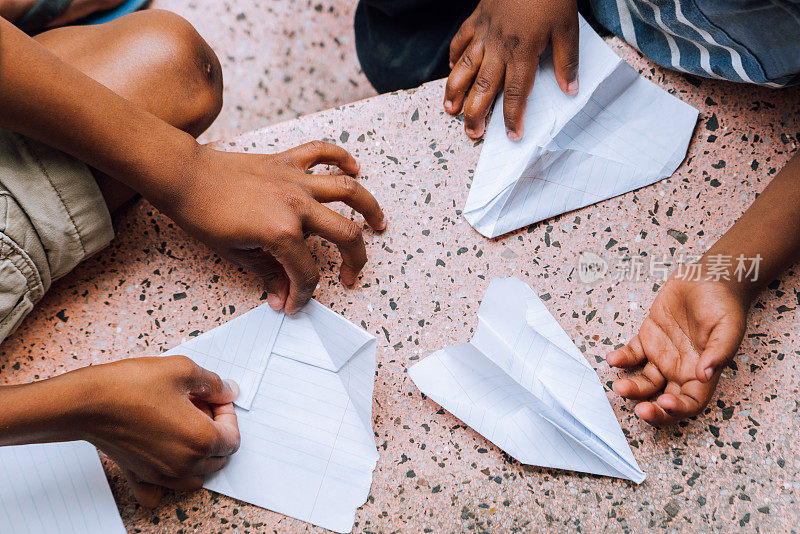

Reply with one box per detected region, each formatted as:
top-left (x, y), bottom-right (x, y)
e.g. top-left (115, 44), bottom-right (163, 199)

top-left (409, 277), bottom-right (646, 483)
top-left (161, 300), bottom-right (379, 533)
top-left (464, 17), bottom-right (699, 238)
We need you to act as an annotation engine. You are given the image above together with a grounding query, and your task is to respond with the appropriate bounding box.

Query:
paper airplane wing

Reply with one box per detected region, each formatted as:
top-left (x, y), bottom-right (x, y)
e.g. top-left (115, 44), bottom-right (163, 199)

top-left (411, 277), bottom-right (645, 482)
top-left (464, 18), bottom-right (698, 238)
top-left (161, 303), bottom-right (284, 409)
top-left (409, 344), bottom-right (641, 480)
top-left (472, 277), bottom-right (591, 369)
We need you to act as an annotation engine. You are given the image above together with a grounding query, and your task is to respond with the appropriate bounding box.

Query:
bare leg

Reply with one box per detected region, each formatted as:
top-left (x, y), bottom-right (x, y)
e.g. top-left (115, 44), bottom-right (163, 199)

top-left (32, 9), bottom-right (223, 212)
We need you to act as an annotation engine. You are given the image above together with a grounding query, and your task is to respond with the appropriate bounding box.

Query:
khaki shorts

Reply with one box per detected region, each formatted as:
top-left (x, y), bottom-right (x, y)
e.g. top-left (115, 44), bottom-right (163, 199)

top-left (0, 129), bottom-right (113, 342)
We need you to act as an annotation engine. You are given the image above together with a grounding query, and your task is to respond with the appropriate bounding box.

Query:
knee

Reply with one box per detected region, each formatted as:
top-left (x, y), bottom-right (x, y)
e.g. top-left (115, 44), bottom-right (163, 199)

top-left (131, 10), bottom-right (223, 136)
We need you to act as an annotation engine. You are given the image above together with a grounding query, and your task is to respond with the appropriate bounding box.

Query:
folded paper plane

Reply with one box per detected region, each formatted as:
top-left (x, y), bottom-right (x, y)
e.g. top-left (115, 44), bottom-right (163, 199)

top-left (465, 17), bottom-right (699, 237)
top-left (162, 300), bottom-right (379, 533)
top-left (409, 277), bottom-right (646, 483)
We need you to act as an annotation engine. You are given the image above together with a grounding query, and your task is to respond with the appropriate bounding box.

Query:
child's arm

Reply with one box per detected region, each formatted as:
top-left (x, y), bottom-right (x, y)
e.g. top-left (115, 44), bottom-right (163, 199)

top-left (0, 356), bottom-right (239, 507)
top-left (697, 153), bottom-right (800, 305)
top-left (444, 0), bottom-right (579, 141)
top-left (606, 153), bottom-right (800, 425)
top-left (0, 17), bottom-right (386, 315)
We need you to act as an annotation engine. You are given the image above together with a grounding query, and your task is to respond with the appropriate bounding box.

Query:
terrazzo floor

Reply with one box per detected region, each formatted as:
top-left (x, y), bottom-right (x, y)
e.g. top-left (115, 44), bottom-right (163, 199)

top-left (3, 1), bottom-right (800, 532)
top-left (148, 0), bottom-right (376, 142)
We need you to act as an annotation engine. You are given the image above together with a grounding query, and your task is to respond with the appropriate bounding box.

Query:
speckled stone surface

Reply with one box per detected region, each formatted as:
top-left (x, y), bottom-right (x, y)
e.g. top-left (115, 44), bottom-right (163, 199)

top-left (2, 30), bottom-right (800, 533)
top-left (149, 0), bottom-right (375, 142)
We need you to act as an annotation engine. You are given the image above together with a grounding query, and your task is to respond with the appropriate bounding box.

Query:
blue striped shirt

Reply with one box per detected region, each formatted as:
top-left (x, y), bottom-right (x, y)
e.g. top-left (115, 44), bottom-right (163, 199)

top-left (588, 0), bottom-right (800, 87)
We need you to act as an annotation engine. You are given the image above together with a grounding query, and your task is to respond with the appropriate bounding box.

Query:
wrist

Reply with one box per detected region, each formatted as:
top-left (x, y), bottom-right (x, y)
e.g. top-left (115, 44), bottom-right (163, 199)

top-left (126, 130), bottom-right (203, 212)
top-left (693, 253), bottom-right (759, 306)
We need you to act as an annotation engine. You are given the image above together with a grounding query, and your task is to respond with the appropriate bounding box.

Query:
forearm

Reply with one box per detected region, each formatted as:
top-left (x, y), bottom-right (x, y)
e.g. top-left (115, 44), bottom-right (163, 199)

top-left (698, 152), bottom-right (800, 303)
top-left (0, 17), bottom-right (198, 208)
top-left (0, 369), bottom-right (99, 446)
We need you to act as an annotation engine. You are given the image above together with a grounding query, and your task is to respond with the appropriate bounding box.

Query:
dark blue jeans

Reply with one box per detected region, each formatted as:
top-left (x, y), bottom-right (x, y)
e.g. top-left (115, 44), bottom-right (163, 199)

top-left (354, 0), bottom-right (479, 93)
top-left (354, 0), bottom-right (608, 93)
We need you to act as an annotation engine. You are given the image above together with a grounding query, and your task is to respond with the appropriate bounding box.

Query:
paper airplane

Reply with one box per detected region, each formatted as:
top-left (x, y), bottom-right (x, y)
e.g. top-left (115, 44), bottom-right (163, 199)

top-left (409, 277), bottom-right (646, 483)
top-left (162, 300), bottom-right (379, 533)
top-left (464, 17), bottom-right (698, 238)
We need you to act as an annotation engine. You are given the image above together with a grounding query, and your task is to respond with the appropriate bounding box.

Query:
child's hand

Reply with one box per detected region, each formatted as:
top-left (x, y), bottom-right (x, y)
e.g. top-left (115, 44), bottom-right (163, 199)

top-left (164, 141), bottom-right (386, 315)
top-left (606, 276), bottom-right (747, 426)
top-left (444, 0), bottom-right (579, 141)
top-left (79, 356), bottom-right (241, 507)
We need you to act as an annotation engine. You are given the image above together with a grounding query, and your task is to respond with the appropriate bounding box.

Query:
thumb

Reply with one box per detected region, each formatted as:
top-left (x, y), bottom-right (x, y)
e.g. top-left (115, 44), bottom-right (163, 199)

top-left (209, 401), bottom-right (241, 456)
top-left (695, 320), bottom-right (744, 382)
top-left (123, 469), bottom-right (164, 508)
top-left (186, 365), bottom-right (240, 405)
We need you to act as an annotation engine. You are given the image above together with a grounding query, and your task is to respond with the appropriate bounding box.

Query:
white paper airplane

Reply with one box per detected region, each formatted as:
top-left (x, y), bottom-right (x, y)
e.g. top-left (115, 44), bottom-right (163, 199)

top-left (409, 277), bottom-right (646, 483)
top-left (162, 300), bottom-right (379, 533)
top-left (465, 17), bottom-right (698, 238)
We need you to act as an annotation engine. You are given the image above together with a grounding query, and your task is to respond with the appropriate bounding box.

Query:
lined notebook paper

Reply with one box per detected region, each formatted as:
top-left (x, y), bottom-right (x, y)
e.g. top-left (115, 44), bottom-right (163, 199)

top-left (464, 16), bottom-right (698, 238)
top-left (0, 441), bottom-right (125, 534)
top-left (162, 299), bottom-right (379, 533)
top-left (409, 277), bottom-right (646, 483)
top-left (161, 304), bottom-right (283, 409)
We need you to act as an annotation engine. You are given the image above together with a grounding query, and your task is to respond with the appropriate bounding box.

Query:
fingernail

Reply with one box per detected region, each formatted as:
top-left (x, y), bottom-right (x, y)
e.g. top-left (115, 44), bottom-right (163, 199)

top-left (266, 293), bottom-right (282, 310)
top-left (342, 277), bottom-right (357, 289)
top-left (704, 367), bottom-right (713, 381)
top-left (377, 214), bottom-right (387, 231)
top-left (444, 100), bottom-right (453, 112)
top-left (340, 270), bottom-right (355, 288)
top-left (467, 126), bottom-right (483, 139)
top-left (506, 128), bottom-right (522, 142)
top-left (567, 79), bottom-right (579, 95)
top-left (224, 379), bottom-right (240, 399)
top-left (449, 61), bottom-right (454, 69)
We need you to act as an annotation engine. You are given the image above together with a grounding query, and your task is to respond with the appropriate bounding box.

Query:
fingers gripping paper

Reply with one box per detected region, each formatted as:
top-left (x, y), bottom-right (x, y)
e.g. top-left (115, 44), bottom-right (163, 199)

top-left (162, 304), bottom-right (284, 410)
top-left (162, 300), bottom-right (379, 533)
top-left (409, 277), bottom-right (646, 483)
top-left (465, 17), bottom-right (699, 238)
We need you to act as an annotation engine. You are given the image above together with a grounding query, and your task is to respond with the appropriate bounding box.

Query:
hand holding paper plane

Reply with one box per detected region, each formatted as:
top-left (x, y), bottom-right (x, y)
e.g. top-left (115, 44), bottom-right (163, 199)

top-left (409, 277), bottom-right (645, 483)
top-left (465, 17), bottom-right (699, 238)
top-left (162, 300), bottom-right (379, 533)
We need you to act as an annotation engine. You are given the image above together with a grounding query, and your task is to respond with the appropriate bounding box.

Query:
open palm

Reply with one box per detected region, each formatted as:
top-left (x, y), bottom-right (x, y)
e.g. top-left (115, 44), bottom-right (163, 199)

top-left (606, 276), bottom-right (747, 425)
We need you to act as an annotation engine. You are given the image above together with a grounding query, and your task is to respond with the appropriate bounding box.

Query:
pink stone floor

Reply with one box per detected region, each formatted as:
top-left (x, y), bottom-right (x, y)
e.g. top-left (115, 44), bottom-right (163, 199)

top-left (148, 0), bottom-right (375, 142)
top-left (3, 1), bottom-right (800, 532)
